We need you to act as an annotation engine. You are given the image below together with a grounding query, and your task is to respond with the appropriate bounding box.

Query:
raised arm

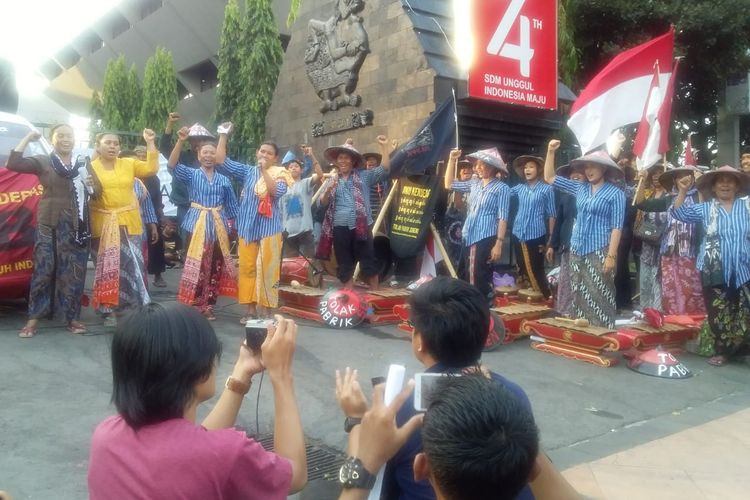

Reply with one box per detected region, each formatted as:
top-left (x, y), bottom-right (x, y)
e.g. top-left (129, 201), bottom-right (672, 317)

top-left (303, 145), bottom-right (324, 183)
top-left (377, 135), bottom-right (391, 170)
top-left (543, 139), bottom-right (560, 184)
top-left (159, 112), bottom-right (180, 157)
top-left (6, 131), bottom-right (43, 174)
top-left (444, 148), bottom-right (461, 190)
top-left (215, 121), bottom-right (232, 165)
top-left (168, 127), bottom-right (189, 168)
top-left (133, 129), bottom-right (159, 178)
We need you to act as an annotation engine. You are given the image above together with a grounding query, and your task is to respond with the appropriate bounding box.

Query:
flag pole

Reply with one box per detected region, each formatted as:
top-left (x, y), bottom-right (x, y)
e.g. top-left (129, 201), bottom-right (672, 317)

top-left (451, 88), bottom-right (460, 149)
top-left (352, 179), bottom-right (400, 282)
top-left (429, 223), bottom-right (457, 278)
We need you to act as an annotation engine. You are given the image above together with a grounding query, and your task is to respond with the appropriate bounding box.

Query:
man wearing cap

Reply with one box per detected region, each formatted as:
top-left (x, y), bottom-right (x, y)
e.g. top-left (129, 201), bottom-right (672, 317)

top-left (281, 147), bottom-right (324, 258)
top-left (671, 165), bottom-right (750, 366)
top-left (159, 112), bottom-right (216, 245)
top-left (317, 136), bottom-right (391, 289)
top-left (510, 154), bottom-right (556, 298)
top-left (444, 147), bottom-right (510, 302)
top-left (215, 122), bottom-right (293, 320)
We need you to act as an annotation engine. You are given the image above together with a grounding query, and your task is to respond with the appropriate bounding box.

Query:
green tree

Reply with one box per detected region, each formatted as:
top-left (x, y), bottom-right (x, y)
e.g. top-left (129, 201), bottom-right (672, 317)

top-left (88, 90), bottom-right (105, 144)
top-left (141, 47), bottom-right (178, 133)
top-left (238, 0), bottom-right (284, 158)
top-left (566, 0), bottom-right (750, 164)
top-left (125, 64), bottom-right (142, 132)
top-left (101, 55), bottom-right (128, 132)
top-left (215, 0), bottom-right (244, 141)
top-left (558, 0), bottom-right (579, 89)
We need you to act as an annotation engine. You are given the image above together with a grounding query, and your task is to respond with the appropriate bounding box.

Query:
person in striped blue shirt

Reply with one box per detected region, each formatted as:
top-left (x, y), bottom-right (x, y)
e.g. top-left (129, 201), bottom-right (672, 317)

top-left (671, 166), bottom-right (750, 367)
top-left (168, 127), bottom-right (239, 321)
top-left (444, 147), bottom-right (510, 303)
top-left (317, 138), bottom-right (391, 289)
top-left (215, 123), bottom-right (293, 321)
top-left (544, 140), bottom-right (625, 329)
top-left (510, 155), bottom-right (556, 298)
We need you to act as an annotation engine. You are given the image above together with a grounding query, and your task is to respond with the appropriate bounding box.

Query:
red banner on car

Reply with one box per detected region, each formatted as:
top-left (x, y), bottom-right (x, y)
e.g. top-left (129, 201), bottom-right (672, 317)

top-left (467, 0), bottom-right (558, 110)
top-left (0, 168), bottom-right (42, 299)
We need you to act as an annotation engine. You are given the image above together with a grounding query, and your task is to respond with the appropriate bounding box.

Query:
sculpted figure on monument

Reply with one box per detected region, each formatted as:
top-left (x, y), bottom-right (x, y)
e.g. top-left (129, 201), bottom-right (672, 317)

top-left (305, 0), bottom-right (369, 113)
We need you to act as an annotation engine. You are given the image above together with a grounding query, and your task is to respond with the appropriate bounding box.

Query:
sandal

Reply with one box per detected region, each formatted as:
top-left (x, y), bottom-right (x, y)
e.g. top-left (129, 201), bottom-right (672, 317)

top-left (18, 325), bottom-right (37, 338)
top-left (67, 321), bottom-right (87, 335)
top-left (707, 355), bottom-right (728, 367)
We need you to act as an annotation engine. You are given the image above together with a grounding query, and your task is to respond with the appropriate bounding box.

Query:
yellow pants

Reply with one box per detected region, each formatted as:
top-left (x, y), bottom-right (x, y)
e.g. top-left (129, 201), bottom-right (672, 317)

top-left (238, 234), bottom-right (282, 308)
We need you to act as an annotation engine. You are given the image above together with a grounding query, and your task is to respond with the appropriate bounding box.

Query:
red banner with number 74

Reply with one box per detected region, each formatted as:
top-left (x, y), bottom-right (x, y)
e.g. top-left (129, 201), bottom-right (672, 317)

top-left (467, 0), bottom-right (558, 110)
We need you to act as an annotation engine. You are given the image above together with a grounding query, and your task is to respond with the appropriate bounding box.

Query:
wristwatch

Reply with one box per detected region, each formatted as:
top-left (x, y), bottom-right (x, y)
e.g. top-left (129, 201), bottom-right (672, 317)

top-left (339, 456), bottom-right (377, 490)
top-left (225, 376), bottom-right (251, 396)
top-left (344, 416), bottom-right (362, 433)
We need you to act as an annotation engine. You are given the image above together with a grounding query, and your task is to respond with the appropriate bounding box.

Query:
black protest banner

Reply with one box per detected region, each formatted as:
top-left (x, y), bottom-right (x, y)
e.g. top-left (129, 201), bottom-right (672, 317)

top-left (389, 175), bottom-right (440, 258)
top-left (388, 98), bottom-right (456, 178)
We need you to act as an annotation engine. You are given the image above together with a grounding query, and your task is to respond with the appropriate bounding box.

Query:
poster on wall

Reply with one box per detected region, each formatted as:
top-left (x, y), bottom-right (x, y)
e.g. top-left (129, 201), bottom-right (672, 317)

top-left (0, 169), bottom-right (42, 299)
top-left (467, 0), bottom-right (558, 110)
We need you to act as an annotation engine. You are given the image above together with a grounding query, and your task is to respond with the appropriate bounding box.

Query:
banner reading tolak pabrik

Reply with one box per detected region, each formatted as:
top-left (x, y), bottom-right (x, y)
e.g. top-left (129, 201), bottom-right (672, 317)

top-left (467, 0), bottom-right (557, 110)
top-left (389, 175), bottom-right (440, 259)
top-left (0, 169), bottom-right (42, 299)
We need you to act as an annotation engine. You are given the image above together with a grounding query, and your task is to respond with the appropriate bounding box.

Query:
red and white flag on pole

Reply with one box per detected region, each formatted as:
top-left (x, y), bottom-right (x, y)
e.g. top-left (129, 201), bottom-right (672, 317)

top-left (633, 59), bottom-right (679, 170)
top-left (684, 134), bottom-right (696, 166)
top-left (567, 29), bottom-right (674, 154)
top-left (420, 231), bottom-right (444, 277)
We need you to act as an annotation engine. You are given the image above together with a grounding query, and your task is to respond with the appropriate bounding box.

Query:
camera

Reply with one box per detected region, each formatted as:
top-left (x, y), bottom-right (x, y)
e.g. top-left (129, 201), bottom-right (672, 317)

top-left (244, 319), bottom-right (274, 353)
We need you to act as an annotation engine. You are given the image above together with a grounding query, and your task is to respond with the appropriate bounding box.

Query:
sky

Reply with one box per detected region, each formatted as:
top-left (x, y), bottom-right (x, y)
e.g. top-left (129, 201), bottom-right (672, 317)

top-left (1, 0), bottom-right (123, 96)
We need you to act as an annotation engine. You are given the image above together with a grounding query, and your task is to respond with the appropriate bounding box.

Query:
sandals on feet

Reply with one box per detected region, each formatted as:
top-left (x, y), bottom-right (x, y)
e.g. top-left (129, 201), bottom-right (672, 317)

top-left (67, 321), bottom-right (87, 335)
top-left (707, 356), bottom-right (728, 367)
top-left (18, 325), bottom-right (37, 338)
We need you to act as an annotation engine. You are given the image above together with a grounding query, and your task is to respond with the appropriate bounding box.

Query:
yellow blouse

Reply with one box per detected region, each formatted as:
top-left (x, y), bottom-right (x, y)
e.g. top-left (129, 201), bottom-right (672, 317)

top-left (89, 151), bottom-right (159, 237)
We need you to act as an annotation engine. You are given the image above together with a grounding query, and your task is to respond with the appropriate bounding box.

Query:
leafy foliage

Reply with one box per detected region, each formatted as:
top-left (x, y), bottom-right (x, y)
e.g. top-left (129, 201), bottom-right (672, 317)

top-left (125, 64), bottom-right (142, 132)
top-left (566, 0), bottom-right (750, 163)
top-left (101, 55), bottom-right (129, 132)
top-left (141, 47), bottom-right (178, 133)
top-left (287, 0), bottom-right (303, 27)
top-left (88, 90), bottom-right (105, 144)
top-left (557, 0), bottom-right (580, 89)
top-left (215, 0), bottom-right (244, 143)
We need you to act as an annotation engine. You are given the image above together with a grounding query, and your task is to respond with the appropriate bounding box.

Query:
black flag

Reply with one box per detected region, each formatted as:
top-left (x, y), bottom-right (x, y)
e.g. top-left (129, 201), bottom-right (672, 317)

top-left (388, 98), bottom-right (456, 178)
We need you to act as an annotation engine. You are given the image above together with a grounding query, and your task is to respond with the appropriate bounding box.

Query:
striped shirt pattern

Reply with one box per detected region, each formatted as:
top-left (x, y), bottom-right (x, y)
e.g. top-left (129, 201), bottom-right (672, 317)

top-left (553, 177), bottom-right (625, 256)
top-left (671, 197), bottom-right (750, 287)
top-left (173, 164), bottom-right (239, 243)
top-left (134, 181), bottom-right (158, 226)
top-left (510, 182), bottom-right (556, 241)
top-left (452, 178), bottom-right (510, 246)
top-left (332, 166), bottom-right (388, 228)
top-left (219, 159), bottom-right (288, 242)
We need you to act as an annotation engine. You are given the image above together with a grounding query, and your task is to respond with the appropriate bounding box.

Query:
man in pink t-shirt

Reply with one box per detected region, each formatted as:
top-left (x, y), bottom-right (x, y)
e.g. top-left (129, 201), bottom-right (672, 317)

top-left (88, 303), bottom-right (307, 499)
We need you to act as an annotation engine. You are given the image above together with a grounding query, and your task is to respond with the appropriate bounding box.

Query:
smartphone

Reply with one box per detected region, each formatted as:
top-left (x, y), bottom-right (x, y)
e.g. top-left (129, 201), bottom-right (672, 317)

top-left (414, 373), bottom-right (461, 412)
top-left (244, 319), bottom-right (273, 353)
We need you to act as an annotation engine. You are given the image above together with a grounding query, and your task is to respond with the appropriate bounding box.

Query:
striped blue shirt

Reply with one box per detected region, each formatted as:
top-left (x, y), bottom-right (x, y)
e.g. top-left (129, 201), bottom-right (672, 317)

top-left (331, 166), bottom-right (388, 228)
top-left (510, 182), bottom-right (556, 241)
top-left (671, 197), bottom-right (750, 287)
top-left (219, 158), bottom-right (288, 242)
top-left (134, 181), bottom-right (158, 226)
top-left (553, 177), bottom-right (625, 256)
top-left (452, 178), bottom-right (510, 246)
top-left (172, 164), bottom-right (239, 243)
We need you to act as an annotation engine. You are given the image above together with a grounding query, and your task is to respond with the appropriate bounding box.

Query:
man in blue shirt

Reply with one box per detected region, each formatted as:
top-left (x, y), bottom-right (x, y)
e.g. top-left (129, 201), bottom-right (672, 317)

top-left (378, 277), bottom-right (536, 500)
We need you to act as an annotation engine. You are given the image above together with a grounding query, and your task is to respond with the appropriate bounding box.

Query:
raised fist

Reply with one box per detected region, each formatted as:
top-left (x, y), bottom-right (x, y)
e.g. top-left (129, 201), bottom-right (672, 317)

top-left (168, 112), bottom-right (181, 123)
top-left (449, 148), bottom-right (462, 160)
top-left (143, 129), bottom-right (156, 143)
top-left (377, 135), bottom-right (388, 146)
top-left (217, 121), bottom-right (233, 135)
top-left (177, 126), bottom-right (189, 142)
top-left (548, 139), bottom-right (561, 152)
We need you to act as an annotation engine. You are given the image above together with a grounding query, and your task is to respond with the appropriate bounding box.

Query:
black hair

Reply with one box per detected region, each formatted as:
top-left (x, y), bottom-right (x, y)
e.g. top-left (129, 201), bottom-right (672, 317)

top-left (408, 277), bottom-right (489, 367)
top-left (423, 376), bottom-right (539, 500)
top-left (49, 123), bottom-right (72, 140)
top-left (96, 132), bottom-right (120, 145)
top-left (111, 302), bottom-right (222, 429)
top-left (741, 145), bottom-right (750, 156)
top-left (259, 141), bottom-right (279, 156)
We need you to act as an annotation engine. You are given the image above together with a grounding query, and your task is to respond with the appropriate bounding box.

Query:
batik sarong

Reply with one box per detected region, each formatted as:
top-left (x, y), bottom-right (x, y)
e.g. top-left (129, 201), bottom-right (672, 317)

top-left (91, 229), bottom-right (150, 313)
top-left (555, 251), bottom-right (574, 317)
top-left (660, 256), bottom-right (705, 315)
top-left (697, 284), bottom-right (750, 357)
top-left (28, 209), bottom-right (89, 322)
top-left (178, 202), bottom-right (237, 306)
top-left (570, 249), bottom-right (616, 329)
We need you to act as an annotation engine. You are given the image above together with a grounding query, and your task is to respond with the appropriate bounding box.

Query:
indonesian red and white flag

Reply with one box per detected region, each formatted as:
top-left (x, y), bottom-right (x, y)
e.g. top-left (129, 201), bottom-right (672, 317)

top-left (684, 134), bottom-right (696, 166)
top-left (567, 29), bottom-right (674, 154)
top-left (633, 65), bottom-right (663, 170)
top-left (420, 231), bottom-right (444, 277)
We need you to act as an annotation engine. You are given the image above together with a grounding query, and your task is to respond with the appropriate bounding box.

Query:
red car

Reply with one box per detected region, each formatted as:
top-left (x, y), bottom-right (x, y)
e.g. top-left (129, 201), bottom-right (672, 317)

top-left (0, 112), bottom-right (51, 300)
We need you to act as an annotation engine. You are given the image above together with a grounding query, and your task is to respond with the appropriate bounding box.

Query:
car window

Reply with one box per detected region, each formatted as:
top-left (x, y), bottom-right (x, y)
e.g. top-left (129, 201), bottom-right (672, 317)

top-left (0, 122), bottom-right (48, 167)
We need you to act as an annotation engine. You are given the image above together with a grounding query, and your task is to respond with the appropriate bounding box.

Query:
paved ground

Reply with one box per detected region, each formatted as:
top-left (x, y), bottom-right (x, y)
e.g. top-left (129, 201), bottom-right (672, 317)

top-left (1, 268), bottom-right (748, 499)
